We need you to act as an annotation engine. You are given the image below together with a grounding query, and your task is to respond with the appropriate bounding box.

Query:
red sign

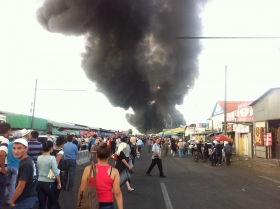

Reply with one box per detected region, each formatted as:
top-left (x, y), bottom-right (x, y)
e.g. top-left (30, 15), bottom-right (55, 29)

top-left (263, 133), bottom-right (272, 146)
top-left (236, 103), bottom-right (253, 122)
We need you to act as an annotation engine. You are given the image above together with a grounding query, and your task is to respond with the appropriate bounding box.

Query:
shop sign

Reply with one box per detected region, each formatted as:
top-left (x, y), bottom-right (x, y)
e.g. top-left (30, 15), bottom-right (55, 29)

top-left (236, 102), bottom-right (253, 122)
top-left (263, 133), bottom-right (272, 146)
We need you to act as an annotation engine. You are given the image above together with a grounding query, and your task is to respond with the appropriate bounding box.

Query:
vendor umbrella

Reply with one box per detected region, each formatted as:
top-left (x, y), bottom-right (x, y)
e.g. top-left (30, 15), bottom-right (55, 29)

top-left (212, 135), bottom-right (229, 141)
top-left (87, 131), bottom-right (96, 136)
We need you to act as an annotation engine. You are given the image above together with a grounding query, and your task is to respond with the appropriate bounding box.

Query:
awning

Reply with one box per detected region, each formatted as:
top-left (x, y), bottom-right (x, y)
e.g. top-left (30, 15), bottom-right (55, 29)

top-left (51, 128), bottom-right (67, 136)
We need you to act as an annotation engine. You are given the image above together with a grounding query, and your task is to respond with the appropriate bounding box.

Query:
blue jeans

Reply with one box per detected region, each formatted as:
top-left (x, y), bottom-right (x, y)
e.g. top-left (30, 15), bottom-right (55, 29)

top-left (183, 148), bottom-right (188, 155)
top-left (6, 166), bottom-right (18, 204)
top-left (63, 159), bottom-right (76, 190)
top-left (100, 204), bottom-right (114, 209)
top-left (11, 196), bottom-right (37, 209)
top-left (178, 148), bottom-right (184, 158)
top-left (0, 172), bottom-right (8, 207)
top-left (37, 181), bottom-right (58, 209)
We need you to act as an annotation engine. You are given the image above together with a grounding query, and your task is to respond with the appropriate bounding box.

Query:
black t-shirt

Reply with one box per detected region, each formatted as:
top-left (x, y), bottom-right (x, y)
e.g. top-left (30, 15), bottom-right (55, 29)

top-left (197, 143), bottom-right (203, 152)
top-left (216, 144), bottom-right (224, 154)
top-left (16, 157), bottom-right (37, 203)
top-left (130, 144), bottom-right (137, 156)
top-left (117, 151), bottom-right (126, 161)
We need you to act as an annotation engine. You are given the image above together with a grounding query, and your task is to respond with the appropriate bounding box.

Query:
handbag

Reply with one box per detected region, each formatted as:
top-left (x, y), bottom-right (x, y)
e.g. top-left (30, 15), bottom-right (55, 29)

top-left (76, 165), bottom-right (98, 209)
top-left (58, 155), bottom-right (69, 171)
top-left (47, 156), bottom-right (56, 180)
top-left (111, 152), bottom-right (118, 161)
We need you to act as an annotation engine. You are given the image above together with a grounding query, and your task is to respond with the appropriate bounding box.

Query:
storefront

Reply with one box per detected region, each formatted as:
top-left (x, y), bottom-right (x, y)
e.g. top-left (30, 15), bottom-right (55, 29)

top-left (250, 88), bottom-right (280, 159)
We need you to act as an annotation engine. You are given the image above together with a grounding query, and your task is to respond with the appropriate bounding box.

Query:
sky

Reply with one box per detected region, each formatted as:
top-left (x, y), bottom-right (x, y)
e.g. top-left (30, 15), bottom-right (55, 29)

top-left (0, 0), bottom-right (280, 134)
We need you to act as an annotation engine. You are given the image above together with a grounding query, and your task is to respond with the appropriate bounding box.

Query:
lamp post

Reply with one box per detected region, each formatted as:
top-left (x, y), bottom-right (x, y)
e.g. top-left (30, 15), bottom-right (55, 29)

top-left (168, 114), bottom-right (172, 136)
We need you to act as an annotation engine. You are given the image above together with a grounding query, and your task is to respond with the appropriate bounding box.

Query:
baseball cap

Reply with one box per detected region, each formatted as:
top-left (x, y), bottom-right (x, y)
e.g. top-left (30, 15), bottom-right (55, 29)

top-left (13, 131), bottom-right (22, 139)
top-left (14, 138), bottom-right (28, 147)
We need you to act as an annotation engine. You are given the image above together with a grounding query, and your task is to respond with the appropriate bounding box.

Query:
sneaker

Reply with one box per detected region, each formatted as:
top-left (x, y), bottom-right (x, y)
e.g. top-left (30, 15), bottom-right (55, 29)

top-left (128, 188), bottom-right (135, 192)
top-left (219, 164), bottom-right (221, 165)
top-left (146, 173), bottom-right (151, 176)
top-left (160, 175), bottom-right (166, 178)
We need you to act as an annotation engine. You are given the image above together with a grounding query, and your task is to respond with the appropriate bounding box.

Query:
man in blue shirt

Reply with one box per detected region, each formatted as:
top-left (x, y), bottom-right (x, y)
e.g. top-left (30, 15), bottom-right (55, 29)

top-left (63, 135), bottom-right (78, 191)
top-left (6, 131), bottom-right (21, 206)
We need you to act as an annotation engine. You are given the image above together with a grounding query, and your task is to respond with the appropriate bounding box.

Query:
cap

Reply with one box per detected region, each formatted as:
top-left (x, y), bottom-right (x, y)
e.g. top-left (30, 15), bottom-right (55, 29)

top-left (20, 129), bottom-right (31, 136)
top-left (14, 138), bottom-right (28, 147)
top-left (13, 131), bottom-right (22, 139)
top-left (46, 131), bottom-right (52, 135)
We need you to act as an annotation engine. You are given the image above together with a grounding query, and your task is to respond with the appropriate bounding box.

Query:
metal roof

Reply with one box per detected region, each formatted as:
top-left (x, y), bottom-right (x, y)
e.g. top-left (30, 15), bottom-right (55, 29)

top-left (47, 120), bottom-right (88, 130)
top-left (249, 88), bottom-right (280, 106)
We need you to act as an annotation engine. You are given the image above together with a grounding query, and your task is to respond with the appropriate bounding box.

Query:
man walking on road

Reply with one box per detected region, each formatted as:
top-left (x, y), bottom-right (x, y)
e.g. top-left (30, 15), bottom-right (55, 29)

top-left (10, 138), bottom-right (37, 208)
top-left (63, 135), bottom-right (78, 191)
top-left (146, 138), bottom-right (166, 178)
top-left (216, 141), bottom-right (224, 165)
top-left (224, 142), bottom-right (232, 165)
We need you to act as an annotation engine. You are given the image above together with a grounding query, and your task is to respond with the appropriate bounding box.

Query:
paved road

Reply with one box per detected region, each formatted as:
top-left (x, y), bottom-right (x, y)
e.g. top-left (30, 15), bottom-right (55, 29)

top-left (3, 146), bottom-right (280, 209)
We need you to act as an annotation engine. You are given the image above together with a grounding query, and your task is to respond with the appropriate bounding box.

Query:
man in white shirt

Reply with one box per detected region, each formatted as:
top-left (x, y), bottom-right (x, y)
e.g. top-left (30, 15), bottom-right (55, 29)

top-left (146, 138), bottom-right (166, 178)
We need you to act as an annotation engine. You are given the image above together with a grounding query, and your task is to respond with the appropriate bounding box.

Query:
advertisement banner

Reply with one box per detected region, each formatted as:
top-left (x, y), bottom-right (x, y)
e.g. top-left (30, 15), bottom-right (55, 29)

top-left (254, 127), bottom-right (264, 146)
top-left (236, 102), bottom-right (253, 122)
top-left (263, 133), bottom-right (272, 146)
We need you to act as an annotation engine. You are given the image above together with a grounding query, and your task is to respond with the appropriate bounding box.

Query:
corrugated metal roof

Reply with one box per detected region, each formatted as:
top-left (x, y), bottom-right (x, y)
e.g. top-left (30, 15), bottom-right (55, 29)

top-left (47, 120), bottom-right (88, 130)
top-left (250, 88), bottom-right (280, 106)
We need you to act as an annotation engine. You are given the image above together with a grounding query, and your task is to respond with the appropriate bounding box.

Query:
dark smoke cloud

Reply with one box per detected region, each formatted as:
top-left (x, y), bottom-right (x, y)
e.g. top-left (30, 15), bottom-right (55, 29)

top-left (37, 0), bottom-right (205, 133)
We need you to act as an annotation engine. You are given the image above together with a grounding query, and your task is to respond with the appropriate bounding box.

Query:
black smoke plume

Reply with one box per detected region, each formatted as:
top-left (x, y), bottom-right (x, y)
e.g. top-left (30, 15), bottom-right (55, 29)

top-left (37, 0), bottom-right (205, 133)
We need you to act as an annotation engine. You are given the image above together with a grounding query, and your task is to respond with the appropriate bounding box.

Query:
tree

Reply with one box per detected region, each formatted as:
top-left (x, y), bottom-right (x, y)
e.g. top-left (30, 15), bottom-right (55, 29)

top-left (128, 129), bottom-right (133, 135)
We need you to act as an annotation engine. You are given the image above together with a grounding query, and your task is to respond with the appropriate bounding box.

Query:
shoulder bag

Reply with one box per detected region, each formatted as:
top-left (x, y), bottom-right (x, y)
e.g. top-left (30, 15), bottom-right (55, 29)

top-left (47, 156), bottom-right (56, 180)
top-left (76, 165), bottom-right (98, 209)
top-left (58, 155), bottom-right (69, 171)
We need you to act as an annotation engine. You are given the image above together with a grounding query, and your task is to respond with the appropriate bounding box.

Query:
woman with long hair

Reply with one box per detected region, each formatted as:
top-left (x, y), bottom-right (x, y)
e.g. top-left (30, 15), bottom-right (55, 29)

top-left (78, 142), bottom-right (123, 209)
top-left (37, 140), bottom-right (61, 209)
top-left (115, 143), bottom-right (134, 192)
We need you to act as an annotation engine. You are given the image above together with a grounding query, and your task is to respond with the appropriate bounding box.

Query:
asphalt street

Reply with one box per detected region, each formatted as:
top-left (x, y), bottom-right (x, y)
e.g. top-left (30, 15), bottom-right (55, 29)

top-left (3, 146), bottom-right (280, 209)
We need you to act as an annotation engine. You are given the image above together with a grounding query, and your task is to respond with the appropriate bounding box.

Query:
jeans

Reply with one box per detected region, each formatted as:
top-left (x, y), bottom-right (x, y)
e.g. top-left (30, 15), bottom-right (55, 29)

top-left (225, 153), bottom-right (231, 165)
top-left (217, 153), bottom-right (222, 164)
top-left (6, 166), bottom-right (18, 204)
top-left (148, 145), bottom-right (152, 153)
top-left (178, 148), bottom-right (184, 158)
top-left (100, 204), bottom-right (114, 209)
top-left (137, 145), bottom-right (142, 153)
top-left (37, 181), bottom-right (58, 209)
top-left (183, 148), bottom-right (188, 155)
top-left (146, 158), bottom-right (164, 176)
top-left (63, 159), bottom-right (76, 190)
top-left (211, 154), bottom-right (217, 165)
top-left (0, 172), bottom-right (8, 207)
top-left (11, 196), bottom-right (37, 209)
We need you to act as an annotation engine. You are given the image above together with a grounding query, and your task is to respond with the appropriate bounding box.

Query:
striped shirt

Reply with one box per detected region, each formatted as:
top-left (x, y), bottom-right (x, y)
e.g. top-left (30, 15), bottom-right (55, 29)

top-left (0, 136), bottom-right (9, 167)
top-left (27, 140), bottom-right (42, 164)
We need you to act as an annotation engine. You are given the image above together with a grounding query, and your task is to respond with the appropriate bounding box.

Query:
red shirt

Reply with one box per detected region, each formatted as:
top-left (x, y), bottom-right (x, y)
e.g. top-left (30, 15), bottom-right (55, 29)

top-left (88, 164), bottom-right (114, 203)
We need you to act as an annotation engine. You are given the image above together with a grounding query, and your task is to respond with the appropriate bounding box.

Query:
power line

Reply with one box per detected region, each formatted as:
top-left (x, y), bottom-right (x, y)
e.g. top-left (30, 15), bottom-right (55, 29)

top-left (176, 36), bottom-right (280, 39)
top-left (37, 89), bottom-right (86, 91)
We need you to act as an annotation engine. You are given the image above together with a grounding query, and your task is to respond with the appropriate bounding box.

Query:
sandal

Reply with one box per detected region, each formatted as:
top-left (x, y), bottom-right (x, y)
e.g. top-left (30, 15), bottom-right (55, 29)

top-left (128, 188), bottom-right (135, 192)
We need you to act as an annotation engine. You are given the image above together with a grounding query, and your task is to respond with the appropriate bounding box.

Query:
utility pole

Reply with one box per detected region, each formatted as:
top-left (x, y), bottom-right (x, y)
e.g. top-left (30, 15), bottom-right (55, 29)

top-left (224, 66), bottom-right (227, 135)
top-left (31, 79), bottom-right (37, 130)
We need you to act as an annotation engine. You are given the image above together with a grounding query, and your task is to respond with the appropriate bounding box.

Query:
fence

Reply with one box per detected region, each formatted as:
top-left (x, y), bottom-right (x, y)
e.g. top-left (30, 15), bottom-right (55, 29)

top-left (76, 150), bottom-right (90, 165)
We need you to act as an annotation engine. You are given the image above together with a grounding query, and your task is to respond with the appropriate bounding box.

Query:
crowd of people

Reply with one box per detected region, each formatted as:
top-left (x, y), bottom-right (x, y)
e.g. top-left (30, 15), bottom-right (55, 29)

top-left (0, 122), bottom-right (233, 209)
